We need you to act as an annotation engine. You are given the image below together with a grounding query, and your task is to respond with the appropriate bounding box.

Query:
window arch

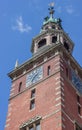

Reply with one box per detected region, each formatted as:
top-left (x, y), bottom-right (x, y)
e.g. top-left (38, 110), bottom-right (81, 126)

top-left (38, 39), bottom-right (46, 48)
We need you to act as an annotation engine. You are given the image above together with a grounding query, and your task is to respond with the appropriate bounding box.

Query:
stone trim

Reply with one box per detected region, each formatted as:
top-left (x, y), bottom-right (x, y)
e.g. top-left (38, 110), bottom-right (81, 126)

top-left (20, 116), bottom-right (42, 129)
top-left (62, 109), bottom-right (74, 124)
top-left (42, 109), bottom-right (61, 120)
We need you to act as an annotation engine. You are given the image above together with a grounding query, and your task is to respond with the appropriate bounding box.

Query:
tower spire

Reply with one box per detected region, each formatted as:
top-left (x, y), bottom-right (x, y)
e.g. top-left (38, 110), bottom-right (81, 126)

top-left (48, 2), bottom-right (55, 18)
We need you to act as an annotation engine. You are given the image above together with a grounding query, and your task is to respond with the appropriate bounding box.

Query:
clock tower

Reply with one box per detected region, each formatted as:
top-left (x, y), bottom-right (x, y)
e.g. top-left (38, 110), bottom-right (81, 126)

top-left (5, 4), bottom-right (82, 130)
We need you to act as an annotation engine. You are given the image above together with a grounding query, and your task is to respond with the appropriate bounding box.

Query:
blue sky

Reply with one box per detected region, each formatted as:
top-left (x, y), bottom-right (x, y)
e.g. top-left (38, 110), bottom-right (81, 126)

top-left (0, 0), bottom-right (82, 130)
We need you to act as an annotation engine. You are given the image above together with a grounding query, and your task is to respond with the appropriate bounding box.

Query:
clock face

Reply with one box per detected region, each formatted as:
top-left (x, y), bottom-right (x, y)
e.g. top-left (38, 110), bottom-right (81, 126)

top-left (71, 70), bottom-right (82, 94)
top-left (26, 66), bottom-right (43, 87)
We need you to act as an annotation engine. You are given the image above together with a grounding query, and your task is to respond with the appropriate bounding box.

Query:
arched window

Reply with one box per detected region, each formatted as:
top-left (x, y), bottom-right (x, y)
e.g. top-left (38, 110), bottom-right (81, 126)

top-left (64, 41), bottom-right (69, 51)
top-left (38, 39), bottom-right (46, 48)
top-left (52, 36), bottom-right (57, 43)
top-left (18, 82), bottom-right (22, 92)
top-left (52, 25), bottom-right (55, 29)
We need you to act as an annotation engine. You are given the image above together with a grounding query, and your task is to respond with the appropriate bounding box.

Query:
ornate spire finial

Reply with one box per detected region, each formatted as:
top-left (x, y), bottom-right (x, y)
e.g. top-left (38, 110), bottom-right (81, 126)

top-left (48, 2), bottom-right (55, 18)
top-left (15, 59), bottom-right (19, 69)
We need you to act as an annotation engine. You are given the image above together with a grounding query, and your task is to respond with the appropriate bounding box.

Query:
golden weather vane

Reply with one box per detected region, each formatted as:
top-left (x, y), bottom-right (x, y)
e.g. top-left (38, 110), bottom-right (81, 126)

top-left (48, 2), bottom-right (55, 18)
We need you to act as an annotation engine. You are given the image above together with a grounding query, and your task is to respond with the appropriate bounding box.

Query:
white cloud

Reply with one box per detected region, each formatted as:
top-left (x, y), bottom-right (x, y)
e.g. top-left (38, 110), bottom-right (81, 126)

top-left (65, 5), bottom-right (74, 14)
top-left (12, 16), bottom-right (32, 33)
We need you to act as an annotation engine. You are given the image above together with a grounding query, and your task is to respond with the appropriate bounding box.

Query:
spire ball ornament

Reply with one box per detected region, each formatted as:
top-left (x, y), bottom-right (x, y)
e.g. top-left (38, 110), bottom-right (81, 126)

top-left (48, 2), bottom-right (55, 18)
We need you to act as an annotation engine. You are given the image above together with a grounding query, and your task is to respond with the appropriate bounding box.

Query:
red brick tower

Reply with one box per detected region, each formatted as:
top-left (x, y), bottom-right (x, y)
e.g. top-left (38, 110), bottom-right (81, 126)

top-left (5, 4), bottom-right (82, 130)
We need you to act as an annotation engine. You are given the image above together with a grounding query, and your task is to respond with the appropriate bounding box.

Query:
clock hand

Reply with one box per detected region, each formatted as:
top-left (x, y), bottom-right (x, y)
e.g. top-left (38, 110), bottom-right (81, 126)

top-left (31, 73), bottom-right (38, 82)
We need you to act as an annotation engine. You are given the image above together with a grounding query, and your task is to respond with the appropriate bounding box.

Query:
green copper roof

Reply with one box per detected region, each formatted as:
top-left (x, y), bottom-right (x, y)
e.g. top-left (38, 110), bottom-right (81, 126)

top-left (43, 17), bottom-right (61, 25)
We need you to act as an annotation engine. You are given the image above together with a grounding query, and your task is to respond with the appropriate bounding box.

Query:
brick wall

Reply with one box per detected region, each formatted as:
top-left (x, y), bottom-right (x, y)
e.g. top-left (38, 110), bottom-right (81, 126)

top-left (5, 53), bottom-right (82, 130)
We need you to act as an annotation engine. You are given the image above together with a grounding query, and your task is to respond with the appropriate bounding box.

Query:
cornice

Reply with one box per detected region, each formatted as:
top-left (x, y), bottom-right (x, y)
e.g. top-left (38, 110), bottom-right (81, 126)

top-left (8, 43), bottom-right (82, 80)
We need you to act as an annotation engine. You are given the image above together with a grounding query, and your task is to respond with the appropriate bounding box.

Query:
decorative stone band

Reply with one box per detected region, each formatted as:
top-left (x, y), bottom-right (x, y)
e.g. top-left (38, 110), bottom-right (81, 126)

top-left (20, 116), bottom-right (42, 129)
